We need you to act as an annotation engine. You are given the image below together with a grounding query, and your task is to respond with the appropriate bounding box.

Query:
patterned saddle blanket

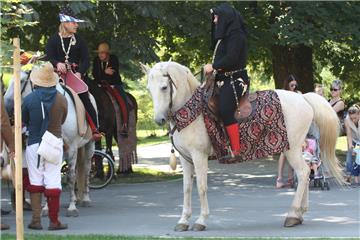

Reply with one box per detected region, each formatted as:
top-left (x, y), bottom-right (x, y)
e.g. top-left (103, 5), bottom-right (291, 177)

top-left (172, 87), bottom-right (290, 164)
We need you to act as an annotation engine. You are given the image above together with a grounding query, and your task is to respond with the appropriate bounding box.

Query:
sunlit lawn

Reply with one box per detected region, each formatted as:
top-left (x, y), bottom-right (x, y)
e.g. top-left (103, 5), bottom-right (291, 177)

top-left (137, 129), bottom-right (168, 146)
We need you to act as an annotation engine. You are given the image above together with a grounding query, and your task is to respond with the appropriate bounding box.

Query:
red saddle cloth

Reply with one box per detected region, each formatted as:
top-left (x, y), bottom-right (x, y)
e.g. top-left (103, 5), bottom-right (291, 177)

top-left (60, 71), bottom-right (88, 94)
top-left (172, 88), bottom-right (290, 164)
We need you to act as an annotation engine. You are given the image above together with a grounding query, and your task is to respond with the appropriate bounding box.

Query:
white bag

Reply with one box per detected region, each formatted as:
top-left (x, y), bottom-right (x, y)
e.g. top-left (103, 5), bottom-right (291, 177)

top-left (36, 101), bottom-right (62, 165)
top-left (37, 130), bottom-right (63, 165)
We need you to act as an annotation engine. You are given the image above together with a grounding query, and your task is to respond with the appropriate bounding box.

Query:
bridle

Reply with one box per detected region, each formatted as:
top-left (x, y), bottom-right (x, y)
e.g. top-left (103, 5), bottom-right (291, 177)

top-left (165, 73), bottom-right (177, 120)
top-left (163, 73), bottom-right (194, 165)
top-left (21, 71), bottom-right (34, 94)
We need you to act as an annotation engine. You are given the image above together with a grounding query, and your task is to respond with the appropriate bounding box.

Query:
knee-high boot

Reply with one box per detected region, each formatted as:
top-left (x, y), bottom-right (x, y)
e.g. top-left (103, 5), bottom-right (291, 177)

top-left (27, 185), bottom-right (45, 230)
top-left (44, 189), bottom-right (67, 230)
top-left (28, 192), bottom-right (43, 229)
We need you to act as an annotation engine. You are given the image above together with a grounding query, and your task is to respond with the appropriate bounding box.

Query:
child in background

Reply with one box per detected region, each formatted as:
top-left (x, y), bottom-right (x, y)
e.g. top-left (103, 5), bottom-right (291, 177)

top-left (302, 138), bottom-right (321, 178)
top-left (351, 145), bottom-right (360, 185)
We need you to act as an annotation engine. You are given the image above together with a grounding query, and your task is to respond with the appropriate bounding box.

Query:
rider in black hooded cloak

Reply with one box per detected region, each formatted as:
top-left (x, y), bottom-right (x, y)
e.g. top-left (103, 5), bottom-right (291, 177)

top-left (204, 3), bottom-right (249, 160)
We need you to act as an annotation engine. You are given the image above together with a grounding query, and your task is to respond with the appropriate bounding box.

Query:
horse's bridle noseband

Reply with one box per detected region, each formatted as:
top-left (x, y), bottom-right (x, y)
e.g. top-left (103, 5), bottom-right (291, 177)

top-left (163, 73), bottom-right (194, 165)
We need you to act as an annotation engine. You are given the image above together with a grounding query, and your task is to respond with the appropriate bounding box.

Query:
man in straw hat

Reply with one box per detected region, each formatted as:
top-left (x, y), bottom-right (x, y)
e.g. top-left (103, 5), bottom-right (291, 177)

top-left (22, 62), bottom-right (68, 230)
top-left (92, 42), bottom-right (129, 136)
top-left (45, 4), bottom-right (101, 141)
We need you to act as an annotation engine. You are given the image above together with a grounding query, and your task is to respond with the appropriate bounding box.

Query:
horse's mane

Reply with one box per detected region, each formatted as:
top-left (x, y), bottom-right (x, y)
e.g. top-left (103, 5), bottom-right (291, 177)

top-left (161, 62), bottom-right (200, 94)
top-left (185, 67), bottom-right (200, 94)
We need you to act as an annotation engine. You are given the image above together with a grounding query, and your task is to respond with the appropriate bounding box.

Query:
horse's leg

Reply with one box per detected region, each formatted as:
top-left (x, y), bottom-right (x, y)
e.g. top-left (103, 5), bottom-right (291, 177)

top-left (106, 129), bottom-right (114, 159)
top-left (175, 156), bottom-right (194, 232)
top-left (284, 147), bottom-right (310, 227)
top-left (79, 142), bottom-right (94, 207)
top-left (191, 152), bottom-right (209, 231)
top-left (66, 147), bottom-right (79, 217)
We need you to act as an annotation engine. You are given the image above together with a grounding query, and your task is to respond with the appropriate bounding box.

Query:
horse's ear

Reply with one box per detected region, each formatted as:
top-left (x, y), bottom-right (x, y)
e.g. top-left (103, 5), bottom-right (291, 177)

top-left (140, 62), bottom-right (150, 74)
top-left (168, 57), bottom-right (172, 62)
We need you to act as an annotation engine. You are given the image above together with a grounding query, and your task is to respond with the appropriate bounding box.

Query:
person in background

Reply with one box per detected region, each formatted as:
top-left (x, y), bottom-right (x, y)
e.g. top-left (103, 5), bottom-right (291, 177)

top-left (276, 74), bottom-right (301, 188)
top-left (92, 42), bottom-right (129, 136)
top-left (329, 79), bottom-right (346, 135)
top-left (314, 83), bottom-right (324, 97)
top-left (344, 104), bottom-right (360, 184)
top-left (283, 74), bottom-right (301, 93)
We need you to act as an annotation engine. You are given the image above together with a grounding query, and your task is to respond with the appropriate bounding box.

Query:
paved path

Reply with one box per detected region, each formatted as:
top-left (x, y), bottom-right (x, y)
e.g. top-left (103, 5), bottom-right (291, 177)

top-left (1, 143), bottom-right (359, 237)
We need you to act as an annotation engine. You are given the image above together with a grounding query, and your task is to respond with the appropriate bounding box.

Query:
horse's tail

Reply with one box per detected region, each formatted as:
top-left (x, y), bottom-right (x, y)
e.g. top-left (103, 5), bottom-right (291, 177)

top-left (302, 92), bottom-right (346, 186)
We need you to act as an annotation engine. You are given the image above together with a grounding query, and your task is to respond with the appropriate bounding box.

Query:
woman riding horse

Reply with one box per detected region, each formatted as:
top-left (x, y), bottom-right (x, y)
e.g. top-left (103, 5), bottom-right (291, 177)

top-left (92, 42), bottom-right (129, 136)
top-left (203, 3), bottom-right (249, 162)
top-left (45, 5), bottom-right (101, 141)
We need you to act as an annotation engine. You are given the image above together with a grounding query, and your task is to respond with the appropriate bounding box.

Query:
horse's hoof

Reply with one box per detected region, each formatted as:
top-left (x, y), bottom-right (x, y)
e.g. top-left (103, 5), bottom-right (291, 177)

top-left (284, 217), bottom-right (303, 227)
top-left (41, 209), bottom-right (48, 217)
top-left (192, 223), bottom-right (206, 231)
top-left (79, 201), bottom-right (91, 207)
top-left (174, 223), bottom-right (189, 232)
top-left (66, 209), bottom-right (79, 217)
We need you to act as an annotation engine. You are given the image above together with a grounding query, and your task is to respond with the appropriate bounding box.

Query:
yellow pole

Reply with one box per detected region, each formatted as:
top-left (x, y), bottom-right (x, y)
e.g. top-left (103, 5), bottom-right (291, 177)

top-left (13, 37), bottom-right (24, 240)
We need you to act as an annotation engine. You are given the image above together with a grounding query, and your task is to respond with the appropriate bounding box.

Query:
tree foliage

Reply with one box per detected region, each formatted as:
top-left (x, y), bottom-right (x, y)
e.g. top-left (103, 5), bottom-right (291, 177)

top-left (1, 1), bottom-right (359, 101)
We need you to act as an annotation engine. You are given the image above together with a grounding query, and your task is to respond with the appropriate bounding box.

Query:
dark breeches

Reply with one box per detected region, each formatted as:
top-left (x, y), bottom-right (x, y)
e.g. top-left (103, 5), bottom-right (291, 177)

top-left (217, 71), bottom-right (249, 126)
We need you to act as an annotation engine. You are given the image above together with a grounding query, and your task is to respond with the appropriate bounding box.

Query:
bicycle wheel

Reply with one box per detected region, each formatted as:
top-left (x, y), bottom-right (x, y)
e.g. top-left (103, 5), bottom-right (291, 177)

top-left (61, 161), bottom-right (69, 186)
top-left (89, 150), bottom-right (115, 189)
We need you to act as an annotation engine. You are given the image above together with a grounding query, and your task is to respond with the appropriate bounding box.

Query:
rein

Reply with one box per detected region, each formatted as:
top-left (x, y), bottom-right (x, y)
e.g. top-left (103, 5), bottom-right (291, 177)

top-left (21, 71), bottom-right (33, 94)
top-left (165, 74), bottom-right (194, 165)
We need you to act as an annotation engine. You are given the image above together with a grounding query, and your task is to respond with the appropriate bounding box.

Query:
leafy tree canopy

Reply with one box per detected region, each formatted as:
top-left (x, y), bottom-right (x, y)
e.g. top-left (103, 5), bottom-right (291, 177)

top-left (1, 1), bottom-right (359, 102)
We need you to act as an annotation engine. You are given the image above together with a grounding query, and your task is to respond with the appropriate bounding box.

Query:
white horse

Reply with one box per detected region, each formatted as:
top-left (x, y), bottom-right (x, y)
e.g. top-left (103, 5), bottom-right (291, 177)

top-left (141, 61), bottom-right (345, 231)
top-left (4, 70), bottom-right (95, 217)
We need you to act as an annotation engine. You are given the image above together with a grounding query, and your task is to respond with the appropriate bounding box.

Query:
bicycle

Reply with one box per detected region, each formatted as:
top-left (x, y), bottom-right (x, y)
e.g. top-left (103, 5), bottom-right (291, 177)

top-left (61, 149), bottom-right (115, 189)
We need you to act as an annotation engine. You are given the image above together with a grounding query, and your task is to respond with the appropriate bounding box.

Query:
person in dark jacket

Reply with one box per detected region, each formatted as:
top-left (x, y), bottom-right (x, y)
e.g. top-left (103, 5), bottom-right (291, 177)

top-left (22, 62), bottom-right (68, 230)
top-left (45, 5), bottom-right (101, 141)
top-left (203, 3), bottom-right (249, 160)
top-left (92, 42), bottom-right (129, 135)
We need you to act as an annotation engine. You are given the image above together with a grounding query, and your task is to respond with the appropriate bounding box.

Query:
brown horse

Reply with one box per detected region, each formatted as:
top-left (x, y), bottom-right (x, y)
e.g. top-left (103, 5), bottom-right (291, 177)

top-left (86, 78), bottom-right (138, 174)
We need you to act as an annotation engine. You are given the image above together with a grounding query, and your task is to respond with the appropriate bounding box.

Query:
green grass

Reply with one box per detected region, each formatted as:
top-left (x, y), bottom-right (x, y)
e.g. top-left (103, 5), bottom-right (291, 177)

top-left (112, 166), bottom-right (181, 184)
top-left (137, 129), bottom-right (169, 146)
top-left (2, 235), bottom-right (357, 240)
top-left (98, 129), bottom-right (169, 148)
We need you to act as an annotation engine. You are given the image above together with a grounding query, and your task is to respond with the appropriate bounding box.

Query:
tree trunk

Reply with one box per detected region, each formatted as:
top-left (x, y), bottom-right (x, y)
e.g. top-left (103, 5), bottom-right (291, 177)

top-left (271, 44), bottom-right (314, 93)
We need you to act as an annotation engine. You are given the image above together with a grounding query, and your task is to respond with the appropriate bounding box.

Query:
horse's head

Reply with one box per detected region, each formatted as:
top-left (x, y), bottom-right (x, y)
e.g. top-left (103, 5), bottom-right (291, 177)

top-left (141, 61), bottom-right (199, 126)
top-left (4, 71), bottom-right (33, 116)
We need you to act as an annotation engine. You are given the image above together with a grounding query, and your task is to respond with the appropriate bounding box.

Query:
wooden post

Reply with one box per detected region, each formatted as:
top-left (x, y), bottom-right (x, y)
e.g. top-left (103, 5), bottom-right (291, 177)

top-left (13, 37), bottom-right (24, 240)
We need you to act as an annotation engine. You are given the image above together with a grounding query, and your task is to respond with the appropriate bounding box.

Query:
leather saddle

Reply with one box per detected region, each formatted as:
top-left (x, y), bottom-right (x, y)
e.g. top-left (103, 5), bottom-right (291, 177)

top-left (205, 73), bottom-right (257, 122)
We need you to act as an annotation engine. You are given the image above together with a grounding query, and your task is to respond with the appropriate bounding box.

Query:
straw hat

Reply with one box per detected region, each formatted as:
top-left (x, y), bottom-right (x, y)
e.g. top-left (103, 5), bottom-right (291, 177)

top-left (30, 62), bottom-right (58, 88)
